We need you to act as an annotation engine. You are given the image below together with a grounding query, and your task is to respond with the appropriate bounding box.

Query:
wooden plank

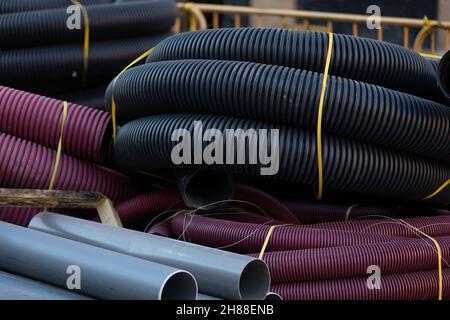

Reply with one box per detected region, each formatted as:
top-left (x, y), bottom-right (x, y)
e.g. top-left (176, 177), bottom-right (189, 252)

top-left (0, 188), bottom-right (122, 227)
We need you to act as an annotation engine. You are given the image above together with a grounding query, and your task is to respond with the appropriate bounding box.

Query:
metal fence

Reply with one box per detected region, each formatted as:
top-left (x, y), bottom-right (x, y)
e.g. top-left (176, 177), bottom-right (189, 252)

top-left (176, 2), bottom-right (450, 55)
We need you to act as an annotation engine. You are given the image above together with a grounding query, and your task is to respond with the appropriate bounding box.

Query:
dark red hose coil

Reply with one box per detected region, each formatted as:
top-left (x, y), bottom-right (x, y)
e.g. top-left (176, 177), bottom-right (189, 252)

top-left (308, 216), bottom-right (450, 238)
top-left (0, 133), bottom-right (141, 225)
top-left (250, 237), bottom-right (450, 283)
top-left (170, 213), bottom-right (406, 253)
top-left (0, 86), bottom-right (111, 162)
top-left (271, 269), bottom-right (450, 300)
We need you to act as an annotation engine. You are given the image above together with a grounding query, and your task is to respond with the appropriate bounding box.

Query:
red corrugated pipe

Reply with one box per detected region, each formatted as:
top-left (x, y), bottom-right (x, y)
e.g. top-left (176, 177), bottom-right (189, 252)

top-left (0, 86), bottom-right (111, 162)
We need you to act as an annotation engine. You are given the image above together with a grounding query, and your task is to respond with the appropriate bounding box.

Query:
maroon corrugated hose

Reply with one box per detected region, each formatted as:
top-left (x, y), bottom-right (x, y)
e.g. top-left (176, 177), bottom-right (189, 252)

top-left (170, 213), bottom-right (406, 253)
top-left (250, 236), bottom-right (450, 283)
top-left (271, 269), bottom-right (450, 300)
top-left (0, 86), bottom-right (111, 162)
top-left (308, 216), bottom-right (450, 238)
top-left (0, 133), bottom-right (141, 226)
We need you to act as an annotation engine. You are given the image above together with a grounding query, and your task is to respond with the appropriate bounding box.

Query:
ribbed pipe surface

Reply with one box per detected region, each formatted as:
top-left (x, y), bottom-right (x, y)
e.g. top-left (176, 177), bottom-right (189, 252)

top-left (0, 133), bottom-right (141, 225)
top-left (148, 28), bottom-right (441, 101)
top-left (170, 213), bottom-right (406, 253)
top-left (114, 114), bottom-right (450, 205)
top-left (282, 199), bottom-right (400, 224)
top-left (107, 60), bottom-right (450, 162)
top-left (250, 236), bottom-right (450, 283)
top-left (271, 269), bottom-right (450, 300)
top-left (0, 86), bottom-right (111, 162)
top-left (0, 0), bottom-right (113, 13)
top-left (438, 50), bottom-right (450, 103)
top-left (308, 215), bottom-right (450, 238)
top-left (1, 35), bottom-right (171, 87)
top-left (0, 0), bottom-right (177, 49)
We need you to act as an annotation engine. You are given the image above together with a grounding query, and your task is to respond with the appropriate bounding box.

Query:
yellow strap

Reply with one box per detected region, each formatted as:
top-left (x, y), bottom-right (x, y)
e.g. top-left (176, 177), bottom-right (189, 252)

top-left (315, 32), bottom-right (334, 200)
top-left (111, 47), bottom-right (154, 143)
top-left (398, 219), bottom-right (443, 300)
top-left (423, 179), bottom-right (450, 200)
top-left (48, 101), bottom-right (69, 190)
top-left (258, 224), bottom-right (292, 259)
top-left (423, 15), bottom-right (440, 27)
top-left (419, 52), bottom-right (442, 59)
top-left (344, 204), bottom-right (359, 221)
top-left (70, 0), bottom-right (90, 87)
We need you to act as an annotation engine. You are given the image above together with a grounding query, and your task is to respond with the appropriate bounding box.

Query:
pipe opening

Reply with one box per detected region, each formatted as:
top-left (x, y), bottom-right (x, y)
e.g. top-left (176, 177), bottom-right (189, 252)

top-left (264, 292), bottom-right (283, 300)
top-left (182, 170), bottom-right (234, 209)
top-left (160, 271), bottom-right (197, 300)
top-left (239, 259), bottom-right (270, 300)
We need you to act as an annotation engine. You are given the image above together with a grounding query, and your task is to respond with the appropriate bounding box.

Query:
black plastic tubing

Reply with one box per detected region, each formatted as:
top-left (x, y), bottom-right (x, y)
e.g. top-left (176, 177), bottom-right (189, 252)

top-left (0, 0), bottom-right (113, 13)
top-left (106, 60), bottom-right (450, 163)
top-left (438, 50), bottom-right (450, 103)
top-left (0, 35), bottom-right (170, 87)
top-left (147, 28), bottom-right (441, 101)
top-left (0, 0), bottom-right (177, 49)
top-left (114, 114), bottom-right (450, 205)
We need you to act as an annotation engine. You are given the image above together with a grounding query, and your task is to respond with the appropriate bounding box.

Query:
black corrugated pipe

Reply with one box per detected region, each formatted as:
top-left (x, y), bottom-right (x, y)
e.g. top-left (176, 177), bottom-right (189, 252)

top-left (438, 50), bottom-right (450, 103)
top-left (114, 114), bottom-right (450, 206)
top-left (175, 169), bottom-right (235, 210)
top-left (0, 0), bottom-right (177, 49)
top-left (106, 59), bottom-right (450, 162)
top-left (147, 28), bottom-right (442, 102)
top-left (0, 35), bottom-right (170, 88)
top-left (0, 0), bottom-right (113, 13)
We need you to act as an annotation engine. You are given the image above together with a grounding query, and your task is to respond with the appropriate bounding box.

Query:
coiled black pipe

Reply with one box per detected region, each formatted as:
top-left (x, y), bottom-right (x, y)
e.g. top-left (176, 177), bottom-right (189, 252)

top-left (147, 28), bottom-right (442, 101)
top-left (114, 114), bottom-right (450, 205)
top-left (438, 50), bottom-right (450, 103)
top-left (0, 0), bottom-right (177, 49)
top-left (0, 35), bottom-right (170, 88)
top-left (0, 0), bottom-right (113, 13)
top-left (107, 59), bottom-right (450, 162)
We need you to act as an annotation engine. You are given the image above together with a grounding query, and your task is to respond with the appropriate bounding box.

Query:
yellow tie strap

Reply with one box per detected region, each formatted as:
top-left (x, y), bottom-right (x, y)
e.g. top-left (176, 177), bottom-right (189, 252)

top-left (398, 219), bottom-right (443, 300)
top-left (419, 52), bottom-right (442, 59)
top-left (344, 204), bottom-right (359, 221)
top-left (70, 0), bottom-right (90, 87)
top-left (422, 179), bottom-right (450, 200)
top-left (258, 224), bottom-right (292, 259)
top-left (48, 101), bottom-right (69, 190)
top-left (111, 47), bottom-right (154, 143)
top-left (315, 32), bottom-right (334, 200)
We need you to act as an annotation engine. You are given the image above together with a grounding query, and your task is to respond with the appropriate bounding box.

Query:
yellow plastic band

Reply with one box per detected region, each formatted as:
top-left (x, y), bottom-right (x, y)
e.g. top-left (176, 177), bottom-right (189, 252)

top-left (423, 179), bottom-right (450, 200)
top-left (423, 15), bottom-right (440, 27)
top-left (419, 52), bottom-right (442, 59)
top-left (71, 0), bottom-right (90, 87)
top-left (315, 32), bottom-right (334, 200)
top-left (344, 204), bottom-right (359, 221)
top-left (48, 101), bottom-right (69, 190)
top-left (111, 47), bottom-right (154, 143)
top-left (258, 224), bottom-right (292, 259)
top-left (398, 219), bottom-right (443, 300)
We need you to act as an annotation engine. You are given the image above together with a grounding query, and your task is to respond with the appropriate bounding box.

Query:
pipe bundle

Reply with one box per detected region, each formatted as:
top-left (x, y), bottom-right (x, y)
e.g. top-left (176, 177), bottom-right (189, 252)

top-left (0, 87), bottom-right (142, 226)
top-left (166, 211), bottom-right (450, 300)
top-left (0, 0), bottom-right (177, 108)
top-left (109, 28), bottom-right (450, 206)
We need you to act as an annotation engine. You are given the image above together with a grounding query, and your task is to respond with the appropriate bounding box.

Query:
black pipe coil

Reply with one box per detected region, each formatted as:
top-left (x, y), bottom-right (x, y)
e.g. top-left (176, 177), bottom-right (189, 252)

top-left (0, 0), bottom-right (113, 13)
top-left (106, 59), bottom-right (450, 163)
top-left (0, 0), bottom-right (178, 49)
top-left (438, 50), bottom-right (450, 103)
top-left (0, 35), bottom-right (170, 88)
top-left (147, 28), bottom-right (442, 102)
top-left (113, 114), bottom-right (450, 206)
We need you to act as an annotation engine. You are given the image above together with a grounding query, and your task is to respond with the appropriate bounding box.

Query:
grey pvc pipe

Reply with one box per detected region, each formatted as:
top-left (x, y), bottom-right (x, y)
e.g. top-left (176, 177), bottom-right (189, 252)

top-left (29, 212), bottom-right (270, 300)
top-left (0, 270), bottom-right (92, 300)
top-left (176, 169), bottom-right (235, 209)
top-left (197, 293), bottom-right (223, 300)
top-left (0, 221), bottom-right (197, 300)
